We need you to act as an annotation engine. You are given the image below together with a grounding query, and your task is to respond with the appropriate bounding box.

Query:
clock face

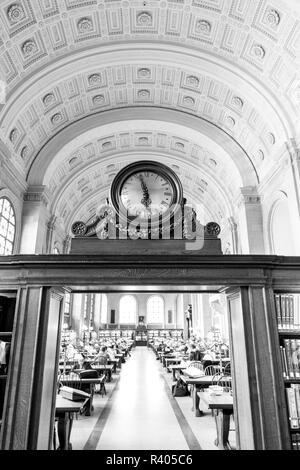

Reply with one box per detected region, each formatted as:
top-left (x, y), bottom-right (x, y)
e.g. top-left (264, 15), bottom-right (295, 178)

top-left (110, 161), bottom-right (183, 222)
top-left (120, 171), bottom-right (174, 219)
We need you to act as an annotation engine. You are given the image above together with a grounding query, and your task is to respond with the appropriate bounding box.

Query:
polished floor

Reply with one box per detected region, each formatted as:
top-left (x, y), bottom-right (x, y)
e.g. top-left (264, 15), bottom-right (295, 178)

top-left (70, 347), bottom-right (236, 450)
top-left (97, 347), bottom-right (189, 449)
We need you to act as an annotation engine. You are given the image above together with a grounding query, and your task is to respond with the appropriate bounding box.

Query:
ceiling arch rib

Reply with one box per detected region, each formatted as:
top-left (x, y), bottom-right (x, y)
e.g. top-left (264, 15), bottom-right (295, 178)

top-left (27, 108), bottom-right (258, 188)
top-left (50, 151), bottom-right (238, 218)
top-left (45, 120), bottom-right (243, 195)
top-left (0, 0), bottom-right (299, 134)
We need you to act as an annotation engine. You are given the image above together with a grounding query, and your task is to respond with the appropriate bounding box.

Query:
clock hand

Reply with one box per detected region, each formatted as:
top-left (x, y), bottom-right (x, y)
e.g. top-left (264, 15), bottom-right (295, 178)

top-left (139, 176), bottom-right (152, 208)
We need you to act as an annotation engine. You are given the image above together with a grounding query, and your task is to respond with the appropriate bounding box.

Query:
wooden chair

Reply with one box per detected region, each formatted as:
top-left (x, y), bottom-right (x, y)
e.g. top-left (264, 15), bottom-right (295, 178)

top-left (217, 374), bottom-right (235, 433)
top-left (58, 371), bottom-right (82, 390)
top-left (94, 356), bottom-right (108, 365)
top-left (57, 371), bottom-right (87, 412)
top-left (211, 372), bottom-right (224, 385)
top-left (186, 361), bottom-right (204, 397)
top-left (189, 361), bottom-right (203, 370)
top-left (218, 374), bottom-right (232, 393)
top-left (98, 374), bottom-right (107, 397)
top-left (204, 365), bottom-right (218, 376)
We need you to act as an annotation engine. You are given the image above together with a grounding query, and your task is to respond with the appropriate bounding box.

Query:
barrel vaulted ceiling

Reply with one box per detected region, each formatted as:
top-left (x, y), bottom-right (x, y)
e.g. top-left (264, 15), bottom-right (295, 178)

top-left (0, 0), bottom-right (299, 229)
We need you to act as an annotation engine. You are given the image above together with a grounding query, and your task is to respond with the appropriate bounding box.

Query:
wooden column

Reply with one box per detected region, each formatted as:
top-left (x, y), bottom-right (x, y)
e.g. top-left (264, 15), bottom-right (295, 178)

top-left (226, 286), bottom-right (290, 450)
top-left (0, 286), bottom-right (64, 450)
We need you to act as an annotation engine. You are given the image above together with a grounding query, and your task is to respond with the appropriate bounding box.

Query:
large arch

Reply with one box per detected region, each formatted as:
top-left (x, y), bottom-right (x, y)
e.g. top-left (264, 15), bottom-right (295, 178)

top-left (27, 108), bottom-right (258, 186)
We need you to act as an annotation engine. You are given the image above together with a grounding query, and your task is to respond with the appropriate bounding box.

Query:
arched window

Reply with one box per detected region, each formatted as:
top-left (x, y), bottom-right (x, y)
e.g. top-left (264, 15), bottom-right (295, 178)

top-left (270, 197), bottom-right (295, 255)
top-left (53, 246), bottom-right (60, 254)
top-left (0, 197), bottom-right (15, 255)
top-left (100, 294), bottom-right (108, 324)
top-left (147, 296), bottom-right (164, 324)
top-left (119, 295), bottom-right (137, 324)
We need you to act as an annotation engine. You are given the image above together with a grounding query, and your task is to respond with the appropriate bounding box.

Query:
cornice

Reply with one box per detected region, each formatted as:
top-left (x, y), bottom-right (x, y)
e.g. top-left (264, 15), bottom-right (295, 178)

top-left (23, 185), bottom-right (51, 207)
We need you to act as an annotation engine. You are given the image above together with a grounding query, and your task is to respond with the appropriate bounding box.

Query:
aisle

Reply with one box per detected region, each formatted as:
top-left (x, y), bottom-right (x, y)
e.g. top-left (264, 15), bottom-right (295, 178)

top-left (95, 347), bottom-right (191, 450)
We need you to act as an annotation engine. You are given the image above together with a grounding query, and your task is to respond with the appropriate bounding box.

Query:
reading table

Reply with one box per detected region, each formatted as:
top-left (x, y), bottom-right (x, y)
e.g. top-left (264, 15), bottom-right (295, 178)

top-left (55, 395), bottom-right (89, 450)
top-left (200, 391), bottom-right (234, 450)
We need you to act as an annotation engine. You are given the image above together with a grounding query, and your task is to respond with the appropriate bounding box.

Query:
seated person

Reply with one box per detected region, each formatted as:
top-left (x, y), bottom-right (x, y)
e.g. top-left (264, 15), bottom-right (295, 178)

top-left (189, 344), bottom-right (198, 361)
top-left (79, 360), bottom-right (99, 378)
top-left (178, 341), bottom-right (188, 354)
top-left (92, 346), bottom-right (110, 365)
top-left (107, 345), bottom-right (118, 371)
top-left (202, 349), bottom-right (216, 370)
top-left (195, 344), bottom-right (204, 362)
top-left (203, 350), bottom-right (215, 361)
top-left (107, 344), bottom-right (116, 361)
top-left (78, 361), bottom-right (100, 415)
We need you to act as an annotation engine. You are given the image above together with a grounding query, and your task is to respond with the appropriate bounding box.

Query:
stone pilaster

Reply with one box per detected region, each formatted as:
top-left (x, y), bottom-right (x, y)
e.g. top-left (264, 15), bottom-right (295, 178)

top-left (237, 187), bottom-right (265, 254)
top-left (287, 139), bottom-right (300, 202)
top-left (20, 186), bottom-right (51, 254)
top-left (46, 215), bottom-right (57, 254)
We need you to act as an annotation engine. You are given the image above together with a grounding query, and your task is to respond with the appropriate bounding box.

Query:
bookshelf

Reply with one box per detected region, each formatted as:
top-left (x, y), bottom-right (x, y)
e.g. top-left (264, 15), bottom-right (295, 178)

top-left (121, 330), bottom-right (135, 339)
top-left (147, 329), bottom-right (183, 340)
top-left (0, 293), bottom-right (16, 427)
top-left (135, 332), bottom-right (147, 345)
top-left (98, 329), bottom-right (135, 340)
top-left (275, 292), bottom-right (300, 450)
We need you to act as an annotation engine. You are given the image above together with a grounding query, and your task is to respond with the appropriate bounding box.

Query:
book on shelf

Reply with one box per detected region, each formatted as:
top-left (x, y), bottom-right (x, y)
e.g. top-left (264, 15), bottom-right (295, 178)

top-left (286, 384), bottom-right (300, 429)
top-left (275, 294), bottom-right (300, 330)
top-left (280, 339), bottom-right (300, 379)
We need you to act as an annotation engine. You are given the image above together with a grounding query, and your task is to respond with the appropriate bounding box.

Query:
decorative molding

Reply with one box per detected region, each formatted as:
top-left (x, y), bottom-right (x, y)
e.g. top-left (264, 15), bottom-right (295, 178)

top-left (136, 11), bottom-right (153, 26)
top-left (238, 187), bottom-right (262, 207)
top-left (24, 185), bottom-right (50, 207)
top-left (7, 3), bottom-right (26, 25)
top-left (21, 39), bottom-right (38, 58)
top-left (47, 214), bottom-right (57, 231)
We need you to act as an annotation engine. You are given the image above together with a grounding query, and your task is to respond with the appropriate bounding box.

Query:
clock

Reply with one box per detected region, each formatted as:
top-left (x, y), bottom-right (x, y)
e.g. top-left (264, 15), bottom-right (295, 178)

top-left (110, 161), bottom-right (183, 222)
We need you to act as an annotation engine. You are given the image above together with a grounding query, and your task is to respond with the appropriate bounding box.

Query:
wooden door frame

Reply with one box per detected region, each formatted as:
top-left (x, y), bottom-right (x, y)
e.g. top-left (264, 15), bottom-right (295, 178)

top-left (0, 253), bottom-right (297, 449)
